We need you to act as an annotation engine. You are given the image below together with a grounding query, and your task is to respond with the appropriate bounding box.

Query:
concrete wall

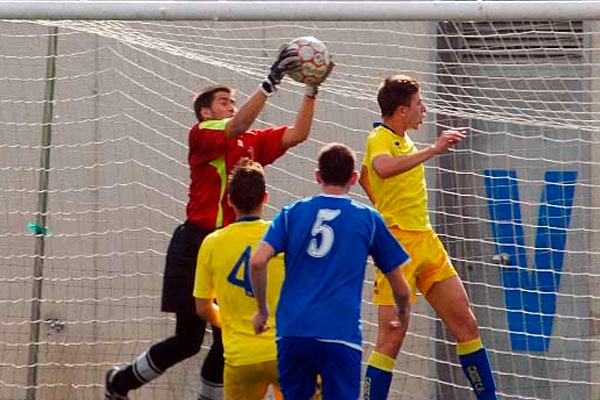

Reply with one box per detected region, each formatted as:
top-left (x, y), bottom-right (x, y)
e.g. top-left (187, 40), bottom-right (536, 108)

top-left (435, 21), bottom-right (595, 400)
top-left (0, 18), bottom-right (597, 400)
top-left (0, 20), bottom-right (437, 400)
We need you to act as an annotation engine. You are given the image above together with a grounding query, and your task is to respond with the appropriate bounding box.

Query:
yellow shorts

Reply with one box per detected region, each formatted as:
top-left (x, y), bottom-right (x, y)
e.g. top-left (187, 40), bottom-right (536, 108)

top-left (224, 360), bottom-right (282, 400)
top-left (373, 227), bottom-right (457, 305)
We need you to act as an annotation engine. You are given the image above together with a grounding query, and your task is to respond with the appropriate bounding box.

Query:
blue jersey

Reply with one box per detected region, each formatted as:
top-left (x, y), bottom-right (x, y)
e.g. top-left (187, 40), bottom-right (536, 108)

top-left (263, 194), bottom-right (410, 348)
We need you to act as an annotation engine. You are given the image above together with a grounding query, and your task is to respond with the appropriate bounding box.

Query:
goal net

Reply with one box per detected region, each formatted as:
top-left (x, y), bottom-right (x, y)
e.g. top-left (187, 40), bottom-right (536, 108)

top-left (1, 14), bottom-right (598, 400)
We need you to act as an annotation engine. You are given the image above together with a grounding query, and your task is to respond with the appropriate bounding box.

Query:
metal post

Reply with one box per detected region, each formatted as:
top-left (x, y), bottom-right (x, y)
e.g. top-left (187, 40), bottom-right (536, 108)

top-left (1, 1), bottom-right (600, 21)
top-left (26, 25), bottom-right (58, 400)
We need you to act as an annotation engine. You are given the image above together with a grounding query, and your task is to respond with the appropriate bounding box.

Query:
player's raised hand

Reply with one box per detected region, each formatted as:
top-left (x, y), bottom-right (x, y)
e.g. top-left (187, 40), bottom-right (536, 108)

top-left (304, 59), bottom-right (335, 98)
top-left (433, 128), bottom-right (467, 155)
top-left (261, 45), bottom-right (301, 96)
top-left (252, 310), bottom-right (270, 334)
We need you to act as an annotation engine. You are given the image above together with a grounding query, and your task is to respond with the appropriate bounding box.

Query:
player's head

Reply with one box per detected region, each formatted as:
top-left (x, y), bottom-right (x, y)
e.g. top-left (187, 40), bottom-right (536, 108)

top-left (194, 85), bottom-right (236, 122)
top-left (316, 143), bottom-right (358, 190)
top-left (377, 75), bottom-right (426, 130)
top-left (228, 158), bottom-right (268, 216)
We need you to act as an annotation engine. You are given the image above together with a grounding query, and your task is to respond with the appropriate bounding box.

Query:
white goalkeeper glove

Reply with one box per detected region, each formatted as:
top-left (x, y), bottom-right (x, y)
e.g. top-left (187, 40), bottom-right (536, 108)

top-left (304, 60), bottom-right (335, 98)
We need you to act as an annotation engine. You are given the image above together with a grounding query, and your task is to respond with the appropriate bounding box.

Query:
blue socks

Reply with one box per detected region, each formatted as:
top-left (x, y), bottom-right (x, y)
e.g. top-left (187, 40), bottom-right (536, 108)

top-left (364, 351), bottom-right (394, 400)
top-left (365, 339), bottom-right (497, 400)
top-left (457, 338), bottom-right (498, 400)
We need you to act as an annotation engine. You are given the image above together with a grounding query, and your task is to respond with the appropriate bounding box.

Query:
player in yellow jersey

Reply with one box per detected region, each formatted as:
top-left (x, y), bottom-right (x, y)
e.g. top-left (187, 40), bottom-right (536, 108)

top-left (360, 75), bottom-right (497, 400)
top-left (193, 158), bottom-right (284, 400)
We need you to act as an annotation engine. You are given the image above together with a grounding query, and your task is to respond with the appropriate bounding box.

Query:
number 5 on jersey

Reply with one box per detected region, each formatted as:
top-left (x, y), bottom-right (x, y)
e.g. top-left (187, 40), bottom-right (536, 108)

top-left (227, 245), bottom-right (254, 297)
top-left (307, 209), bottom-right (341, 258)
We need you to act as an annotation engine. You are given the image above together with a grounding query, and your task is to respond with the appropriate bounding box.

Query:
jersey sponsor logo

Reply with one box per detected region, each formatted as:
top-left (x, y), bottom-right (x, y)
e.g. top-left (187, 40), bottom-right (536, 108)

top-left (484, 170), bottom-right (577, 351)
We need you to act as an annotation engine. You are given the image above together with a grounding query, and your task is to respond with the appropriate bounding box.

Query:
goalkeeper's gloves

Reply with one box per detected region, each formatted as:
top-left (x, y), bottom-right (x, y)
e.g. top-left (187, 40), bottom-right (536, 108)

top-left (304, 60), bottom-right (335, 98)
top-left (260, 45), bottom-right (301, 97)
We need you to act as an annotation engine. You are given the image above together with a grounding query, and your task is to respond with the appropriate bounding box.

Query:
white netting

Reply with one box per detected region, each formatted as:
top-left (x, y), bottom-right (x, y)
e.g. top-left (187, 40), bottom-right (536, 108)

top-left (1, 18), bottom-right (599, 400)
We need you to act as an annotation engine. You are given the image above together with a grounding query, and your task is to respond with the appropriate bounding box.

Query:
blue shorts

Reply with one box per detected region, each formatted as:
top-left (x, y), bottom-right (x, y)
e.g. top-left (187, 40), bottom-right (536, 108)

top-left (277, 337), bottom-right (361, 400)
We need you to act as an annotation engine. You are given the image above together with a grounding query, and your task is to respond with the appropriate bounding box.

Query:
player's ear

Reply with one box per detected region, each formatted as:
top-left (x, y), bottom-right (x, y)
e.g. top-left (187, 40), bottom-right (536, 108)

top-left (226, 194), bottom-right (233, 207)
top-left (263, 192), bottom-right (269, 204)
top-left (315, 170), bottom-right (323, 185)
top-left (349, 171), bottom-right (358, 186)
top-left (395, 104), bottom-right (407, 119)
top-left (200, 106), bottom-right (212, 121)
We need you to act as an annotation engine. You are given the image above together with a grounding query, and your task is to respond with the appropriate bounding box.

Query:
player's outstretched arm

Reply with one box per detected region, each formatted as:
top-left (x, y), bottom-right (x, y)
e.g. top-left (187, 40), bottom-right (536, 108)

top-left (372, 129), bottom-right (467, 179)
top-left (278, 95), bottom-right (315, 149)
top-left (224, 92), bottom-right (268, 140)
top-left (249, 242), bottom-right (276, 334)
top-left (224, 46), bottom-right (301, 139)
top-left (195, 298), bottom-right (222, 328)
top-left (279, 61), bottom-right (335, 150)
top-left (384, 268), bottom-right (411, 330)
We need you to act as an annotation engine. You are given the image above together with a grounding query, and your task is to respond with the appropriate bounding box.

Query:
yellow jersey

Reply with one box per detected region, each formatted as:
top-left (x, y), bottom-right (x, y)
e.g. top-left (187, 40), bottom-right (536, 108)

top-left (362, 124), bottom-right (431, 231)
top-left (193, 218), bottom-right (284, 366)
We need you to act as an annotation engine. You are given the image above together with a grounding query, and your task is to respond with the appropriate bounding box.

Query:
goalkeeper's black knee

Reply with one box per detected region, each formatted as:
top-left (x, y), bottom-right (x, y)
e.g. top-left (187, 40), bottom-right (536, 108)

top-left (201, 326), bottom-right (224, 384)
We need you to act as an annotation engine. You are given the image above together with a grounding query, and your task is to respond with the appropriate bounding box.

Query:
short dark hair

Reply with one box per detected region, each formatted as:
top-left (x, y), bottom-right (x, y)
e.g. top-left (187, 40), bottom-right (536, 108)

top-left (193, 85), bottom-right (233, 122)
top-left (318, 143), bottom-right (356, 187)
top-left (228, 158), bottom-right (266, 214)
top-left (377, 75), bottom-right (420, 117)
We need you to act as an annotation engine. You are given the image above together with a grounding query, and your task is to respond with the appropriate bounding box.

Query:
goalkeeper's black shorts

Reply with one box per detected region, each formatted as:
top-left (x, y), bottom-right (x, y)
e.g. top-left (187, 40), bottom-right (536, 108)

top-left (161, 221), bottom-right (211, 314)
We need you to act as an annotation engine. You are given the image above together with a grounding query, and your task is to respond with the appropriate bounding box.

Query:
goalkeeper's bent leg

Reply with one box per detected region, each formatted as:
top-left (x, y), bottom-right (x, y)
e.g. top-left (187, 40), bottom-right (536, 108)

top-left (110, 313), bottom-right (206, 395)
top-left (457, 338), bottom-right (498, 400)
top-left (198, 325), bottom-right (225, 400)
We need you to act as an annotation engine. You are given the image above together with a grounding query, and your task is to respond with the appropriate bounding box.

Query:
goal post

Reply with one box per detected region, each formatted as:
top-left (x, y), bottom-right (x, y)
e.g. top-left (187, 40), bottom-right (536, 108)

top-left (1, 3), bottom-right (600, 400)
top-left (26, 25), bottom-right (58, 400)
top-left (1, 1), bottom-right (600, 21)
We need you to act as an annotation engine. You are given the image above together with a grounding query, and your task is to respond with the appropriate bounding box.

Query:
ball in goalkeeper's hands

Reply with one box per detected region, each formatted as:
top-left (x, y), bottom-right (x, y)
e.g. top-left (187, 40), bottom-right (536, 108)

top-left (285, 36), bottom-right (331, 85)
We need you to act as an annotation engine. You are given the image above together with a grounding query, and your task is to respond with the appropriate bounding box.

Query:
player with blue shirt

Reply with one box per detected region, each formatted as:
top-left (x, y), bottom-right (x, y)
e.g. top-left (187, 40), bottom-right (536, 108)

top-left (249, 143), bottom-right (411, 400)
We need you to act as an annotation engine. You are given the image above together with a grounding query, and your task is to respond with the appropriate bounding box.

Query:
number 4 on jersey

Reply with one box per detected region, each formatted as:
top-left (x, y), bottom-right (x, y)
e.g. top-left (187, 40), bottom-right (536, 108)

top-left (227, 245), bottom-right (254, 297)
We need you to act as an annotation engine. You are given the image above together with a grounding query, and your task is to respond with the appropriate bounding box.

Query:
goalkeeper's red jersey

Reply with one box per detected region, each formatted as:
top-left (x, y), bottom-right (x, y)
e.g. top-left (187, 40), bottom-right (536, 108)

top-left (186, 118), bottom-right (286, 232)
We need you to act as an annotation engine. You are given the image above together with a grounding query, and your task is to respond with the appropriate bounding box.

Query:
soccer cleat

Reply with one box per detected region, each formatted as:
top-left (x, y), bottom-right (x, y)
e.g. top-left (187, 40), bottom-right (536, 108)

top-left (104, 367), bottom-right (129, 400)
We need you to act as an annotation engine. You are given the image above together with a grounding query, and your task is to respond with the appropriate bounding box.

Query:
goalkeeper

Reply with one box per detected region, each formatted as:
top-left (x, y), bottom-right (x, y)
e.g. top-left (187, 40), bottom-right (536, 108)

top-left (105, 43), bottom-right (333, 400)
top-left (360, 75), bottom-right (497, 400)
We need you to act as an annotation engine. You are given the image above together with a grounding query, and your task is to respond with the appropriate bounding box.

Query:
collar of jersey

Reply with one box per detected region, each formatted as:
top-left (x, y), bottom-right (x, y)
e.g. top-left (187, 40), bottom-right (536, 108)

top-left (198, 118), bottom-right (231, 131)
top-left (236, 215), bottom-right (261, 222)
top-left (316, 194), bottom-right (350, 199)
top-left (373, 121), bottom-right (402, 137)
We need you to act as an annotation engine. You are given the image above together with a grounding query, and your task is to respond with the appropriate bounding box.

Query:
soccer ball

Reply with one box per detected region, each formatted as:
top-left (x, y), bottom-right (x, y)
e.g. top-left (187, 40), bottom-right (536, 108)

top-left (286, 36), bottom-right (331, 85)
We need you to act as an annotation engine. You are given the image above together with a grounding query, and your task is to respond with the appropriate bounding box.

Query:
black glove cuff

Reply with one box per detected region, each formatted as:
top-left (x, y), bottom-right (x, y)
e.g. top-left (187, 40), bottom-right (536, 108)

top-left (260, 79), bottom-right (276, 97)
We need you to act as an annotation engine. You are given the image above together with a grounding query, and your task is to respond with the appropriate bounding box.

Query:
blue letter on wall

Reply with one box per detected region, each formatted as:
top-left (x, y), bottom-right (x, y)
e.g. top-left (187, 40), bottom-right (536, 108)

top-left (484, 170), bottom-right (576, 352)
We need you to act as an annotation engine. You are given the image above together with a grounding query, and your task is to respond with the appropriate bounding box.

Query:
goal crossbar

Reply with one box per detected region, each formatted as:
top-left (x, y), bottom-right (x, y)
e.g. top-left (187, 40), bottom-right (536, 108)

top-left (2, 1), bottom-right (600, 21)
